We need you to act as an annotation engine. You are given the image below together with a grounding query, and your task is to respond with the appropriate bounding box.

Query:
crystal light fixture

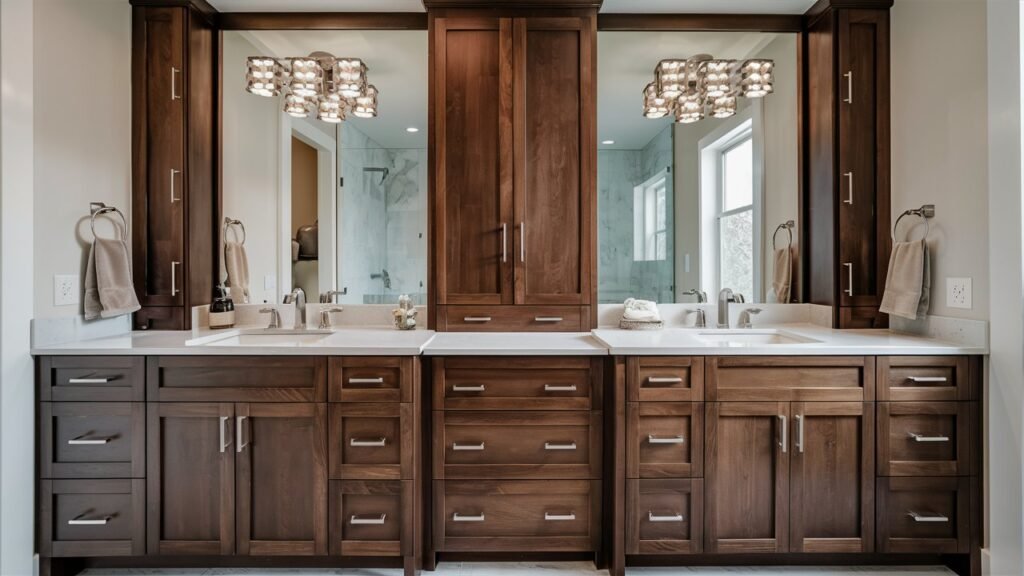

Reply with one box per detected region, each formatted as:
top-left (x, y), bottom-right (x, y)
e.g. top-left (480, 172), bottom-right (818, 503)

top-left (245, 53), bottom-right (379, 124)
top-left (642, 55), bottom-right (774, 124)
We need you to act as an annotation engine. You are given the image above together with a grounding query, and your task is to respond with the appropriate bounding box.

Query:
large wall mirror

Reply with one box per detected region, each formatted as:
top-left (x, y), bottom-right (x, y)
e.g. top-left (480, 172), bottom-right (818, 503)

top-left (222, 29), bottom-right (428, 305)
top-left (597, 31), bottom-right (800, 305)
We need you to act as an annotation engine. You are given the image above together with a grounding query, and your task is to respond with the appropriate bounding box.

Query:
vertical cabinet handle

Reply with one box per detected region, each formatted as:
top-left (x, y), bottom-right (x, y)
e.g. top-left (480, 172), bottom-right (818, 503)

top-left (236, 416), bottom-right (248, 452)
top-left (795, 414), bottom-right (804, 453)
top-left (519, 221), bottom-right (526, 263)
top-left (843, 70), bottom-right (853, 104)
top-left (171, 67), bottom-right (182, 100)
top-left (170, 169), bottom-right (181, 203)
top-left (778, 414), bottom-right (787, 453)
top-left (843, 172), bottom-right (853, 205)
top-left (171, 261), bottom-right (180, 297)
top-left (843, 263), bottom-right (853, 297)
top-left (219, 416), bottom-right (231, 453)
top-left (501, 223), bottom-right (507, 263)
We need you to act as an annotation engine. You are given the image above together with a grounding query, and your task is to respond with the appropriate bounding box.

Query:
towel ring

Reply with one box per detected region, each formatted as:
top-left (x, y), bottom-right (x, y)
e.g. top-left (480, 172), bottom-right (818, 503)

top-left (772, 220), bottom-right (795, 251)
top-left (223, 217), bottom-right (246, 245)
top-left (893, 204), bottom-right (935, 242)
top-left (89, 202), bottom-right (127, 241)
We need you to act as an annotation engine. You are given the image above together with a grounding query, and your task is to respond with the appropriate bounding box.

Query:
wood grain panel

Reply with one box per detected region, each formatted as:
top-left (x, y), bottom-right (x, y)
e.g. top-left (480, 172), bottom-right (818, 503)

top-left (329, 480), bottom-right (413, 557)
top-left (626, 402), bottom-right (703, 478)
top-left (432, 356), bottom-right (597, 411)
top-left (627, 357), bottom-right (704, 402)
top-left (329, 403), bottom-right (413, 480)
top-left (329, 357), bottom-right (413, 403)
top-left (438, 305), bottom-right (586, 332)
top-left (147, 356), bottom-right (326, 402)
top-left (39, 356), bottom-right (145, 402)
top-left (877, 356), bottom-right (971, 401)
top-left (626, 478), bottom-right (703, 555)
top-left (40, 479), bottom-right (145, 558)
top-left (40, 402), bottom-right (145, 479)
top-left (878, 402), bottom-right (970, 477)
top-left (876, 476), bottom-right (969, 554)
top-left (706, 356), bottom-right (874, 402)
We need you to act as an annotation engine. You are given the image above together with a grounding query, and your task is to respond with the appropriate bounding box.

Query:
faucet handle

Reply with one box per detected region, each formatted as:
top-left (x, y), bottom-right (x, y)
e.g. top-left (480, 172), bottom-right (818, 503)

top-left (685, 308), bottom-right (707, 328)
top-left (259, 307), bottom-right (281, 329)
top-left (318, 307), bottom-right (344, 330)
top-left (739, 307), bottom-right (763, 329)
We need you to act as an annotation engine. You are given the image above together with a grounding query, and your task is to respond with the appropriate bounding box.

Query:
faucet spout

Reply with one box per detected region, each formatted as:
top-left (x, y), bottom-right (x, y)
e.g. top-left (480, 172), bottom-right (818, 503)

top-left (717, 288), bottom-right (736, 329)
top-left (283, 287), bottom-right (307, 330)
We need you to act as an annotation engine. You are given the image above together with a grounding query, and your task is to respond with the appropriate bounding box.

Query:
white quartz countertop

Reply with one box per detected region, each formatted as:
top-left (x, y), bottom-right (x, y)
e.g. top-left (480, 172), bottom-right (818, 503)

top-left (421, 332), bottom-right (608, 356)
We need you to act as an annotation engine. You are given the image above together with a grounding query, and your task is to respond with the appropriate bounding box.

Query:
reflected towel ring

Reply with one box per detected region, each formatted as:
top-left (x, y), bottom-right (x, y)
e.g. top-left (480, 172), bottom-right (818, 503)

top-left (89, 202), bottom-right (127, 241)
top-left (223, 217), bottom-right (246, 245)
top-left (772, 220), bottom-right (795, 251)
top-left (893, 204), bottom-right (935, 242)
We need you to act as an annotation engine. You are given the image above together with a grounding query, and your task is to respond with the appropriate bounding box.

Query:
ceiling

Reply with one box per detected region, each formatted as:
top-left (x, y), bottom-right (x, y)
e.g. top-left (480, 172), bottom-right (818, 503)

top-left (239, 30), bottom-right (428, 149)
top-left (209, 0), bottom-right (817, 13)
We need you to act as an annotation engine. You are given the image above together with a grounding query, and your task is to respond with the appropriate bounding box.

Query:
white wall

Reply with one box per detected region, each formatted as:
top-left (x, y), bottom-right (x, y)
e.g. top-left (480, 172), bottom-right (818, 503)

top-left (32, 0), bottom-right (131, 319)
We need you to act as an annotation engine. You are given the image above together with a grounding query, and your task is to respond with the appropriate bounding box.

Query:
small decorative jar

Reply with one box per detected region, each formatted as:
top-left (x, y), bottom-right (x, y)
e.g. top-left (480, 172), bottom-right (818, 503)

top-left (392, 294), bottom-right (418, 330)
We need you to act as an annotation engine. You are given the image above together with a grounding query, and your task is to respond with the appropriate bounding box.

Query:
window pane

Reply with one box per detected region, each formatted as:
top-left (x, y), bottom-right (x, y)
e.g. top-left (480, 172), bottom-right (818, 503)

top-left (720, 209), bottom-right (753, 300)
top-left (655, 185), bottom-right (666, 233)
top-left (723, 138), bottom-right (753, 211)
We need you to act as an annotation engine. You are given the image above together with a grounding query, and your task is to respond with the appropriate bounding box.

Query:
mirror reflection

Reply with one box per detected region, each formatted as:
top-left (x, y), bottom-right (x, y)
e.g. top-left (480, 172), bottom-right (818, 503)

top-left (597, 31), bottom-right (799, 304)
top-left (222, 30), bottom-right (428, 305)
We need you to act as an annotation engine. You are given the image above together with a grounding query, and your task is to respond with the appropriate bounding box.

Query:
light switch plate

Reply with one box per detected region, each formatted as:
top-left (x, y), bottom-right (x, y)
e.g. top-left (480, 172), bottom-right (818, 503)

top-left (264, 275), bottom-right (277, 292)
top-left (54, 274), bottom-right (80, 306)
top-left (947, 277), bottom-right (972, 309)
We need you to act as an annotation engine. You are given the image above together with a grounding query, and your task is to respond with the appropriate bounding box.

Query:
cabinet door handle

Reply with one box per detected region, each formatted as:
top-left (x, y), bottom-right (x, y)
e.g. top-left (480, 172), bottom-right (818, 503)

top-left (452, 384), bottom-right (485, 392)
top-left (544, 442), bottom-right (577, 451)
top-left (171, 67), bottom-right (182, 100)
top-left (647, 435), bottom-right (685, 445)
top-left (544, 512), bottom-right (576, 521)
top-left (843, 172), bottom-right (853, 205)
top-left (795, 414), bottom-right (804, 453)
top-left (170, 169), bottom-right (181, 203)
top-left (348, 377), bottom-right (384, 384)
top-left (778, 414), bottom-right (787, 453)
top-left (170, 261), bottom-right (180, 297)
top-left (236, 416), bottom-right (248, 452)
top-left (350, 514), bottom-right (387, 525)
top-left (68, 513), bottom-right (112, 526)
top-left (647, 376), bottom-right (683, 384)
top-left (501, 222), bottom-right (507, 263)
top-left (908, 432), bottom-right (950, 443)
top-left (648, 512), bottom-right (684, 523)
top-left (535, 317), bottom-right (563, 323)
top-left (907, 511), bottom-right (949, 523)
top-left (908, 376), bottom-right (948, 383)
top-left (67, 435), bottom-right (113, 446)
top-left (68, 377), bottom-right (111, 384)
top-left (519, 221), bottom-right (526, 263)
top-left (843, 263), bottom-right (853, 297)
top-left (350, 437), bottom-right (387, 447)
top-left (452, 513), bottom-right (485, 522)
top-left (219, 416), bottom-right (231, 453)
top-left (843, 70), bottom-right (853, 104)
top-left (452, 442), bottom-right (485, 451)
top-left (544, 384), bottom-right (577, 392)
top-left (463, 317), bottom-right (492, 323)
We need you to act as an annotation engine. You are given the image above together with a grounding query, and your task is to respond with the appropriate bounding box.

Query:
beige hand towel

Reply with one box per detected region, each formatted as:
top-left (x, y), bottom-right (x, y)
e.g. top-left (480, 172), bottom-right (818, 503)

top-left (772, 246), bottom-right (793, 303)
top-left (879, 239), bottom-right (931, 320)
top-left (84, 238), bottom-right (141, 320)
top-left (224, 241), bottom-right (251, 304)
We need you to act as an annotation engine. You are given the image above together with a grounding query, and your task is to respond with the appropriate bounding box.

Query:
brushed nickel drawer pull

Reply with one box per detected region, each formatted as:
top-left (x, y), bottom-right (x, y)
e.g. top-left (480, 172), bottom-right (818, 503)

top-left (452, 384), bottom-right (485, 392)
top-left (236, 416), bottom-right (248, 453)
top-left (648, 512), bottom-right (684, 523)
top-left (843, 263), bottom-right (854, 297)
top-left (171, 261), bottom-right (180, 297)
top-left (647, 376), bottom-right (683, 384)
top-left (68, 513), bottom-right (112, 526)
top-left (544, 384), bottom-right (577, 392)
top-left (350, 437), bottom-right (387, 447)
top-left (67, 434), bottom-right (113, 446)
top-left (843, 70), bottom-right (853, 104)
top-left (908, 511), bottom-right (949, 523)
top-left (908, 432), bottom-right (950, 443)
top-left (350, 514), bottom-right (387, 525)
top-left (219, 416), bottom-right (231, 453)
top-left (501, 223), bottom-right (507, 263)
top-left (647, 435), bottom-right (685, 445)
top-left (68, 377), bottom-right (112, 384)
top-left (907, 376), bottom-right (949, 383)
top-left (171, 67), bottom-right (182, 100)
top-left (170, 169), bottom-right (181, 203)
top-left (452, 442), bottom-right (485, 451)
top-left (778, 414), bottom-right (788, 453)
top-left (843, 171), bottom-right (854, 205)
top-left (463, 317), bottom-right (492, 323)
top-left (544, 512), bottom-right (576, 521)
top-left (544, 442), bottom-right (577, 451)
top-left (452, 513), bottom-right (485, 522)
top-left (348, 377), bottom-right (385, 384)
top-left (795, 414), bottom-right (805, 454)
top-left (535, 317), bottom-right (563, 322)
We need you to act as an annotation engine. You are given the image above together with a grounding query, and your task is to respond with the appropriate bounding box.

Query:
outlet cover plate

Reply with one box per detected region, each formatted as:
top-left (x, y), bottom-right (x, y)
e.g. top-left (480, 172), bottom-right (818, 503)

top-left (947, 277), bottom-right (972, 309)
top-left (54, 274), bottom-right (80, 306)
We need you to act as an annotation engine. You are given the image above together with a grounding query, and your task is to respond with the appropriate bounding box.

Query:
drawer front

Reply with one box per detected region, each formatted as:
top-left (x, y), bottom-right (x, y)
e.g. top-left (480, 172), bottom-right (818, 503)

top-left (628, 357), bottom-right (704, 402)
top-left (147, 356), bottom-right (326, 402)
top-left (39, 356), bottom-right (145, 402)
top-left (40, 479), bottom-right (145, 557)
top-left (329, 403), bottom-right (413, 480)
top-left (435, 411), bottom-right (600, 480)
top-left (435, 480), bottom-right (598, 552)
top-left (626, 478), bottom-right (703, 554)
top-left (878, 357), bottom-right (971, 401)
top-left (877, 476), bottom-right (970, 554)
top-left (879, 402), bottom-right (972, 477)
top-left (329, 357), bottom-right (413, 403)
top-left (438, 305), bottom-right (586, 332)
top-left (41, 403), bottom-right (145, 479)
top-left (627, 403), bottom-right (703, 478)
top-left (707, 356), bottom-right (874, 402)
top-left (433, 357), bottom-right (597, 411)
top-left (329, 480), bottom-right (412, 557)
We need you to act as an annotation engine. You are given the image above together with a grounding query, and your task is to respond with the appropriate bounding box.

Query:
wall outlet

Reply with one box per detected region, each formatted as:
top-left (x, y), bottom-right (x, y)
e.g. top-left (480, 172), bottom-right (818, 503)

top-left (53, 274), bottom-right (80, 306)
top-left (947, 277), bottom-right (972, 309)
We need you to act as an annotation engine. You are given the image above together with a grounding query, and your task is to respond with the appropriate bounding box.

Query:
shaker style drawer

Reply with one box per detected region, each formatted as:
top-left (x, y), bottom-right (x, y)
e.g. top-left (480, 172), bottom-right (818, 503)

top-left (626, 479), bottom-right (704, 555)
top-left (329, 480), bottom-right (412, 557)
top-left (147, 356), bottom-right (326, 402)
top-left (706, 356), bottom-right (874, 402)
top-left (627, 403), bottom-right (703, 478)
top-left (433, 357), bottom-right (597, 411)
top-left (39, 356), bottom-right (145, 402)
top-left (627, 357), bottom-right (704, 402)
top-left (435, 480), bottom-right (598, 552)
top-left (438, 305), bottom-right (586, 332)
top-left (878, 402), bottom-right (972, 477)
top-left (329, 403), bottom-right (413, 480)
top-left (40, 403), bottom-right (145, 479)
top-left (877, 476), bottom-right (970, 554)
top-left (329, 357), bottom-right (414, 403)
top-left (878, 356), bottom-right (972, 401)
top-left (435, 411), bottom-right (600, 480)
top-left (39, 479), bottom-right (145, 557)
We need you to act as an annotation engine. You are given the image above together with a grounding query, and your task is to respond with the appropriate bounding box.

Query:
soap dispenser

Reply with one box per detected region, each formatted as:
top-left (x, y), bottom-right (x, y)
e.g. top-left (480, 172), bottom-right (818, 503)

top-left (209, 284), bottom-right (235, 329)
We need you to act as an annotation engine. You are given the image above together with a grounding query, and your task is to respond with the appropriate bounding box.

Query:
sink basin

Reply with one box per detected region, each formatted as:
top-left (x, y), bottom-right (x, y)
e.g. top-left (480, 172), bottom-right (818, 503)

top-left (695, 330), bottom-right (819, 346)
top-left (189, 329), bottom-right (333, 347)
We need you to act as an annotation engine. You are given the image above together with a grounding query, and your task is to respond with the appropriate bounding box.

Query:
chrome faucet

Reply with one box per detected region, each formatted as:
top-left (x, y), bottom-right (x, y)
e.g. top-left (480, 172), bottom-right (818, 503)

top-left (737, 307), bottom-right (763, 329)
top-left (283, 287), bottom-right (307, 329)
top-left (682, 288), bottom-right (708, 303)
top-left (318, 307), bottom-right (344, 330)
top-left (320, 289), bottom-right (347, 304)
top-left (259, 307), bottom-right (281, 330)
top-left (717, 288), bottom-right (743, 328)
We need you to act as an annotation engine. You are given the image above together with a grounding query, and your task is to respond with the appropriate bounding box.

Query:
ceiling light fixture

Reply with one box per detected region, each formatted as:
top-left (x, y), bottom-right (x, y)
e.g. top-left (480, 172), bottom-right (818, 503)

top-left (246, 53), bottom-right (378, 123)
top-left (642, 54), bottom-right (774, 124)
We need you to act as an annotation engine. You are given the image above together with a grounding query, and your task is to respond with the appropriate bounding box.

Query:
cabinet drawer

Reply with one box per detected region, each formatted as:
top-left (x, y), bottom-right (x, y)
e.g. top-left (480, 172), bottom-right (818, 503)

top-left (707, 356), bottom-right (874, 402)
top-left (438, 305), bottom-right (586, 332)
top-left (627, 402), bottom-right (703, 478)
top-left (627, 357), bottom-right (704, 402)
top-left (433, 357), bottom-right (597, 411)
top-left (147, 356), bottom-right (326, 401)
top-left (39, 356), bottom-right (145, 402)
top-left (330, 403), bottom-right (413, 480)
top-left (626, 479), bottom-right (703, 554)
top-left (40, 403), bottom-right (145, 479)
top-left (329, 480), bottom-right (412, 557)
top-left (39, 479), bottom-right (145, 557)
top-left (878, 402), bottom-right (972, 477)
top-left (877, 477), bottom-right (970, 554)
top-left (329, 357), bottom-right (414, 403)
top-left (435, 480), bottom-right (598, 552)
top-left (435, 411), bottom-right (600, 480)
top-left (878, 357), bottom-right (972, 401)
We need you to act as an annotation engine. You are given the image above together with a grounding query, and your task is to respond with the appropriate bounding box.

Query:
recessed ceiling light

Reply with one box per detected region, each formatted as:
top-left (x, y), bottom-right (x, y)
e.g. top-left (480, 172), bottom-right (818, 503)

top-left (601, 140), bottom-right (615, 145)
top-left (406, 127), bottom-right (419, 133)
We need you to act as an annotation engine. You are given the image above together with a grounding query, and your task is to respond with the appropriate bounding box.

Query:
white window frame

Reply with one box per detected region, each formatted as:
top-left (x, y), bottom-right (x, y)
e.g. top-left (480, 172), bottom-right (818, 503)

top-left (633, 168), bottom-right (670, 262)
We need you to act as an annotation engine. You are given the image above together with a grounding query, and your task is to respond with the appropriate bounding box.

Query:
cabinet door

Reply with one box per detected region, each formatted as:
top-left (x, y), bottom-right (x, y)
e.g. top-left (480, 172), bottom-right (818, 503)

top-left (434, 16), bottom-right (514, 305)
top-left (837, 9), bottom-right (890, 308)
top-left (513, 17), bottom-right (593, 306)
top-left (705, 402), bottom-right (790, 553)
top-left (789, 402), bottom-right (874, 553)
top-left (236, 403), bottom-right (328, 556)
top-left (147, 403), bottom-right (234, 555)
top-left (132, 7), bottom-right (185, 307)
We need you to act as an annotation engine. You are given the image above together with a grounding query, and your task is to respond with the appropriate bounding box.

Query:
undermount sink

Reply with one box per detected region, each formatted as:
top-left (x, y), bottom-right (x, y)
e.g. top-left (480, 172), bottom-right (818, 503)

top-left (695, 330), bottom-right (820, 346)
top-left (189, 329), bottom-right (334, 347)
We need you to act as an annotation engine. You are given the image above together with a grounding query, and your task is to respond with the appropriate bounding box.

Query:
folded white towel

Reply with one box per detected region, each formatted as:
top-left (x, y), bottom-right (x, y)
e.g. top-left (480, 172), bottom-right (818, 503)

top-left (224, 240), bottom-right (251, 304)
top-left (84, 237), bottom-right (141, 320)
top-left (622, 298), bottom-right (661, 322)
top-left (879, 240), bottom-right (930, 320)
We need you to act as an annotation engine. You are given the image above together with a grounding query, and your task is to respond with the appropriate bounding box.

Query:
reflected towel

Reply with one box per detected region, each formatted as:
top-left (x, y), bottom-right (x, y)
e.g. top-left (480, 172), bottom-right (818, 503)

top-left (622, 298), bottom-right (661, 322)
top-left (879, 240), bottom-right (930, 320)
top-left (84, 238), bottom-right (141, 320)
top-left (772, 246), bottom-right (794, 303)
top-left (224, 241), bottom-right (251, 304)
